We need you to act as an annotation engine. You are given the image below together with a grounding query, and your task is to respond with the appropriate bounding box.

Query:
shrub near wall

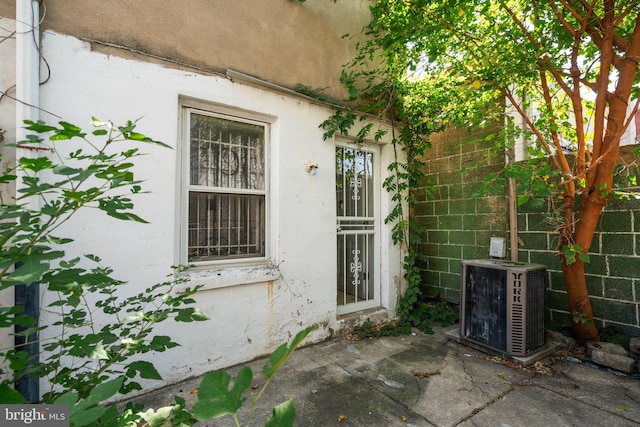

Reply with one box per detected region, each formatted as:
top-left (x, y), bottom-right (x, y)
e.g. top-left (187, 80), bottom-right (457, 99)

top-left (413, 124), bottom-right (509, 303)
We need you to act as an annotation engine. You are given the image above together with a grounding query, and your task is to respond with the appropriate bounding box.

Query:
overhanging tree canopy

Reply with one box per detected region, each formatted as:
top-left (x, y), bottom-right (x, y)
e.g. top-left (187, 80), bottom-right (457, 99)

top-left (346, 0), bottom-right (639, 341)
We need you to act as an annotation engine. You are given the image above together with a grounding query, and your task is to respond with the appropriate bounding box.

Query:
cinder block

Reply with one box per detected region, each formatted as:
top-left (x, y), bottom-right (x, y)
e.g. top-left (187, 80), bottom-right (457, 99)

top-left (601, 233), bottom-right (634, 255)
top-left (630, 338), bottom-right (640, 356)
top-left (591, 349), bottom-right (636, 374)
top-left (587, 341), bottom-right (628, 356)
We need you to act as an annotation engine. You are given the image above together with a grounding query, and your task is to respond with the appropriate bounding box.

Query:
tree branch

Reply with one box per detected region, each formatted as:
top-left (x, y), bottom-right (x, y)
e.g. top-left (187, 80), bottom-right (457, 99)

top-left (501, 2), bottom-right (574, 98)
top-left (537, 72), bottom-right (576, 196)
top-left (588, 0), bottom-right (615, 176)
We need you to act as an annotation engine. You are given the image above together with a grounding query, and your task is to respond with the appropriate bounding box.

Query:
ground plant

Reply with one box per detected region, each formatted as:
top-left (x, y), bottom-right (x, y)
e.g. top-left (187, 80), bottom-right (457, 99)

top-left (0, 118), bottom-right (311, 426)
top-left (352, 300), bottom-right (459, 339)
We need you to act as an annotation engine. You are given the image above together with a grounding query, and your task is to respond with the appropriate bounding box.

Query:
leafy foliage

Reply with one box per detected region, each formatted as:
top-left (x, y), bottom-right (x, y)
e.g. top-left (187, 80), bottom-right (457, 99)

top-left (322, 0), bottom-right (640, 341)
top-left (1, 119), bottom-right (190, 400)
top-left (404, 300), bottom-right (459, 333)
top-left (0, 119), bottom-right (312, 426)
top-left (572, 310), bottom-right (593, 325)
top-left (352, 300), bottom-right (458, 339)
top-left (193, 326), bottom-right (314, 427)
top-left (352, 319), bottom-right (411, 339)
top-left (598, 325), bottom-right (628, 348)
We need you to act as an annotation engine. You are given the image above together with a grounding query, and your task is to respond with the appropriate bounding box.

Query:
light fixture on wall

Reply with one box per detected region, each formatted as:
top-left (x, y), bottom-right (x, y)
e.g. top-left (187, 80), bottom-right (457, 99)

top-left (305, 162), bottom-right (319, 176)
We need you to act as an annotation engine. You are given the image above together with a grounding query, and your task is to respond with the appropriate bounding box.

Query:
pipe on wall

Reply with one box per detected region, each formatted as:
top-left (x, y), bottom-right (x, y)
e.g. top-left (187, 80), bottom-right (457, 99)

top-left (15, 0), bottom-right (41, 403)
top-left (16, 0), bottom-right (40, 137)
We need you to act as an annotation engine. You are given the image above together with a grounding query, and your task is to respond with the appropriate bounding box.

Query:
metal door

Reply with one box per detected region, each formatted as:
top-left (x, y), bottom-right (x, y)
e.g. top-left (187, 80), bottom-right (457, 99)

top-left (336, 144), bottom-right (379, 314)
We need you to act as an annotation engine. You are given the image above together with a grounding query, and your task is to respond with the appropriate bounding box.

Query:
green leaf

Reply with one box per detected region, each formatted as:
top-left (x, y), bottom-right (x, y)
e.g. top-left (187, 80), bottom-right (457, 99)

top-left (262, 326), bottom-right (314, 379)
top-left (23, 119), bottom-right (57, 133)
top-left (12, 324), bottom-right (46, 337)
top-left (516, 194), bottom-right (529, 206)
top-left (8, 261), bottom-right (50, 284)
top-left (529, 198), bottom-right (545, 207)
top-left (80, 377), bottom-right (124, 407)
top-left (0, 382), bottom-right (27, 403)
top-left (97, 198), bottom-right (149, 223)
top-left (121, 127), bottom-right (172, 149)
top-left (578, 252), bottom-right (590, 263)
top-left (126, 361), bottom-right (162, 380)
top-left (53, 390), bottom-right (79, 406)
top-left (0, 174), bottom-right (17, 184)
top-left (70, 376), bottom-right (124, 426)
top-left (562, 245), bottom-right (574, 257)
top-left (19, 156), bottom-right (54, 172)
top-left (91, 117), bottom-right (111, 128)
top-left (147, 335), bottom-right (179, 351)
top-left (50, 121), bottom-right (86, 140)
top-left (192, 367), bottom-right (252, 420)
top-left (45, 235), bottom-right (74, 245)
top-left (88, 344), bottom-right (109, 360)
top-left (264, 399), bottom-right (296, 427)
top-left (140, 406), bottom-right (174, 427)
top-left (7, 350), bottom-right (29, 372)
top-left (52, 165), bottom-right (81, 176)
top-left (175, 307), bottom-right (209, 322)
top-left (0, 306), bottom-right (35, 327)
top-left (71, 406), bottom-right (109, 427)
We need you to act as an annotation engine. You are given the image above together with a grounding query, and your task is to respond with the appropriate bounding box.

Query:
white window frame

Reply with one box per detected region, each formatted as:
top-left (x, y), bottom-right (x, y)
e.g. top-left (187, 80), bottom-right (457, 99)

top-left (178, 97), bottom-right (273, 268)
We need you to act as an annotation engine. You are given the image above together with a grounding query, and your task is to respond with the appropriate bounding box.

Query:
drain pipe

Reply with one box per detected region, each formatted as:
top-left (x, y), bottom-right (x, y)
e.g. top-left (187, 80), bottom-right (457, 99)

top-left (15, 0), bottom-right (41, 403)
top-left (16, 0), bottom-right (40, 132)
top-left (506, 138), bottom-right (518, 262)
top-left (506, 90), bottom-right (525, 263)
top-left (507, 165), bottom-right (518, 262)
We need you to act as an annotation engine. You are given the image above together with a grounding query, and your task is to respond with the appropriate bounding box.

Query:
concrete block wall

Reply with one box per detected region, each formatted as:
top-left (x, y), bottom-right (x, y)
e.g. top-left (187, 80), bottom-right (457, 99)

top-left (414, 125), bottom-right (509, 302)
top-left (517, 151), bottom-right (640, 336)
top-left (414, 129), bottom-right (640, 338)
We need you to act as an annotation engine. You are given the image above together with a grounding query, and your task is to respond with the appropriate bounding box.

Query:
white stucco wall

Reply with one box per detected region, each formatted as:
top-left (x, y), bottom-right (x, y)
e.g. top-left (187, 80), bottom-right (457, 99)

top-left (620, 103), bottom-right (639, 146)
top-left (30, 30), bottom-right (404, 390)
top-left (0, 16), bottom-right (16, 374)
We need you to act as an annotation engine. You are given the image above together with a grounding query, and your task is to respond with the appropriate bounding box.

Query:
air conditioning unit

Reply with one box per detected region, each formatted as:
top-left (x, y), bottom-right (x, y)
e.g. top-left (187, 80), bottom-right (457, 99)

top-left (460, 259), bottom-right (547, 357)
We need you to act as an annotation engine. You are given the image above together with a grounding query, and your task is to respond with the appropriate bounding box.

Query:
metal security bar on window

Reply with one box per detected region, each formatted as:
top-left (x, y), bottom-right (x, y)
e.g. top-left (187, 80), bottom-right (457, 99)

top-left (188, 112), bottom-right (266, 262)
top-left (188, 193), bottom-right (264, 261)
top-left (190, 113), bottom-right (264, 190)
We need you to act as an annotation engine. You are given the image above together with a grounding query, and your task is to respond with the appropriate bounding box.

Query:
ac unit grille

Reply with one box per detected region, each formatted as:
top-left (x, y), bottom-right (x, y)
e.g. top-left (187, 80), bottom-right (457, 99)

top-left (461, 260), bottom-right (547, 357)
top-left (463, 265), bottom-right (507, 351)
top-left (525, 268), bottom-right (546, 350)
top-left (510, 301), bottom-right (524, 354)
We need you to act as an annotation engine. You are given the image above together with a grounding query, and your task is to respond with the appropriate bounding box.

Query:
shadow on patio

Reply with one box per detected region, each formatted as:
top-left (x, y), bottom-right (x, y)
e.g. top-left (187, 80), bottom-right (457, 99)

top-left (133, 326), bottom-right (640, 426)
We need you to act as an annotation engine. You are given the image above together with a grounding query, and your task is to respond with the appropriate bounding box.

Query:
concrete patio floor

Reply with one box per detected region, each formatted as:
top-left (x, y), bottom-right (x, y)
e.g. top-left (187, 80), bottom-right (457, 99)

top-left (135, 325), bottom-right (640, 426)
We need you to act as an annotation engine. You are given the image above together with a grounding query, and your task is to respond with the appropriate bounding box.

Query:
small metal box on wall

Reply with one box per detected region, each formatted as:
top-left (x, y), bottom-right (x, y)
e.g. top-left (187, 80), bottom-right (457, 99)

top-left (460, 259), bottom-right (547, 357)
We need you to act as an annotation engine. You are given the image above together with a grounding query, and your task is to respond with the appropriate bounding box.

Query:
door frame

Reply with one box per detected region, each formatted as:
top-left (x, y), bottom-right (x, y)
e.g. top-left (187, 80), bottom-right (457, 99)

top-left (335, 140), bottom-right (381, 315)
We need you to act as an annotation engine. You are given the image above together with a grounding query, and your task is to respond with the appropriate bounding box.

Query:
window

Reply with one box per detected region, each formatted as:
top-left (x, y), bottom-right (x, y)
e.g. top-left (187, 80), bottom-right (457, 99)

top-left (184, 108), bottom-right (267, 263)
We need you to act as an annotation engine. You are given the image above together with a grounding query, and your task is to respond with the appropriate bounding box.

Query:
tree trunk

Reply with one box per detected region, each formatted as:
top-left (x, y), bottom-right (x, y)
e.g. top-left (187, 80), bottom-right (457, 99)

top-left (562, 186), bottom-right (609, 341)
top-left (562, 2), bottom-right (640, 342)
top-left (561, 259), bottom-right (600, 341)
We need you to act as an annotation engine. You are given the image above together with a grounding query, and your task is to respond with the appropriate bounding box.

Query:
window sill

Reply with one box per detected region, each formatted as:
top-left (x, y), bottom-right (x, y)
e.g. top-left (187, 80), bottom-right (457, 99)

top-left (176, 265), bottom-right (281, 292)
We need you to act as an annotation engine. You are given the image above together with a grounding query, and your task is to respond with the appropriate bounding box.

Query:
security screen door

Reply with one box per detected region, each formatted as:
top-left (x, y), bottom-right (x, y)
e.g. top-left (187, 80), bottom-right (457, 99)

top-left (336, 144), bottom-right (380, 315)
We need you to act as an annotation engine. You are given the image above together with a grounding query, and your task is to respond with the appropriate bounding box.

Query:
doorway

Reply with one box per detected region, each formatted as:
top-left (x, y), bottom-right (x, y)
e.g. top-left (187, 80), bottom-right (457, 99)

top-left (336, 143), bottom-right (380, 314)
